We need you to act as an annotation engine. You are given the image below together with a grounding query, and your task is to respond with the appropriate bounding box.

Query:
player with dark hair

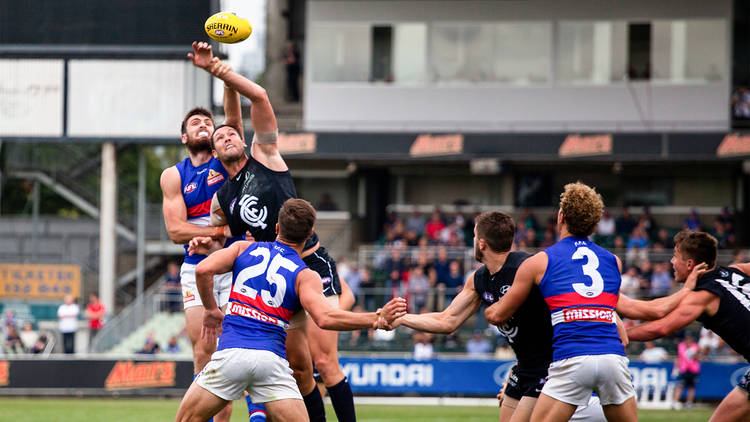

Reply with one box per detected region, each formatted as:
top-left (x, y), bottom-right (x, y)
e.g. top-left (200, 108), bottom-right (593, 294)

top-left (485, 182), bottom-right (638, 422)
top-left (175, 199), bottom-right (406, 422)
top-left (629, 230), bottom-right (750, 422)
top-left (160, 41), bottom-right (240, 422)
top-left (187, 43), bottom-right (357, 422)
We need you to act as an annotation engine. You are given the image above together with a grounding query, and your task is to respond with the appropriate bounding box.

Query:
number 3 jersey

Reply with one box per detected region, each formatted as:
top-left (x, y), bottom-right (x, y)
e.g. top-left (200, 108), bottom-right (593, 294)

top-left (539, 236), bottom-right (625, 362)
top-left (217, 241), bottom-right (306, 359)
top-left (695, 266), bottom-right (750, 362)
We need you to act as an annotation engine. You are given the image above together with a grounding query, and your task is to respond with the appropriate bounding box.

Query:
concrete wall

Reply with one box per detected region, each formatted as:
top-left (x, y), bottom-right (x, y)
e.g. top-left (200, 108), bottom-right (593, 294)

top-left (305, 0), bottom-right (732, 132)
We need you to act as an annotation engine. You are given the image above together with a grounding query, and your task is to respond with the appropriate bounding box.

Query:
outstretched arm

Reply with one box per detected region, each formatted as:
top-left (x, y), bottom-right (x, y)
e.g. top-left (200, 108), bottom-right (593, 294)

top-left (485, 252), bottom-right (546, 325)
top-left (188, 41), bottom-right (282, 171)
top-left (160, 167), bottom-right (229, 244)
top-left (298, 269), bottom-right (406, 330)
top-left (617, 263), bottom-right (707, 320)
top-left (627, 290), bottom-right (717, 342)
top-left (397, 272), bottom-right (482, 334)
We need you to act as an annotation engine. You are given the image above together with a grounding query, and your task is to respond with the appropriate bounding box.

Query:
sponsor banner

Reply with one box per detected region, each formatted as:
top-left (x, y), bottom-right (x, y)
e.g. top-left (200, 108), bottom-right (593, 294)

top-left (716, 133), bottom-right (750, 157)
top-left (0, 264), bottom-right (80, 300)
top-left (340, 357), bottom-right (748, 399)
top-left (410, 134), bottom-right (463, 157)
top-left (559, 134), bottom-right (613, 157)
top-left (278, 132), bottom-right (316, 154)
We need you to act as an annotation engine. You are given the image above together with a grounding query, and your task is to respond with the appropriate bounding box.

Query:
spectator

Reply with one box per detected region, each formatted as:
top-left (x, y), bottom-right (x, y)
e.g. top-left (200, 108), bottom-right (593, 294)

top-left (731, 86), bottom-right (750, 119)
top-left (19, 322), bottom-right (38, 352)
top-left (405, 207), bottom-right (426, 235)
top-left (673, 334), bottom-right (701, 409)
top-left (57, 295), bottom-right (79, 354)
top-left (433, 246), bottom-right (451, 283)
top-left (650, 262), bottom-right (673, 297)
top-left (424, 267), bottom-right (446, 312)
top-left (683, 209), bottom-right (702, 231)
top-left (597, 209), bottom-right (616, 237)
top-left (163, 261), bottom-right (182, 313)
top-left (620, 267), bottom-right (642, 297)
top-left (3, 310), bottom-right (16, 329)
top-left (466, 330), bottom-right (493, 357)
top-left (444, 261), bottom-right (465, 298)
top-left (656, 229), bottom-right (674, 249)
top-left (616, 208), bottom-right (637, 237)
top-left (138, 332), bottom-right (160, 354)
top-left (524, 228), bottom-right (538, 248)
top-left (407, 266), bottom-right (429, 313)
top-left (165, 336), bottom-right (181, 354)
top-left (284, 41), bottom-right (301, 102)
top-left (514, 221), bottom-right (527, 246)
top-left (626, 226), bottom-right (650, 250)
top-left (359, 268), bottom-right (376, 310)
top-left (539, 229), bottom-right (556, 248)
top-left (613, 236), bottom-right (625, 250)
top-left (4, 325), bottom-right (24, 354)
top-left (385, 269), bottom-right (403, 301)
top-left (30, 335), bottom-right (48, 354)
top-left (413, 332), bottom-right (435, 360)
top-left (85, 293), bottom-right (106, 345)
top-left (640, 341), bottom-right (668, 363)
top-left (424, 209), bottom-right (445, 242)
top-left (316, 192), bottom-right (338, 211)
top-left (520, 208), bottom-right (538, 231)
top-left (639, 207), bottom-right (658, 239)
top-left (698, 327), bottom-right (721, 359)
top-left (717, 206), bottom-right (734, 234)
top-left (732, 249), bottom-right (747, 265)
top-left (340, 259), bottom-right (362, 302)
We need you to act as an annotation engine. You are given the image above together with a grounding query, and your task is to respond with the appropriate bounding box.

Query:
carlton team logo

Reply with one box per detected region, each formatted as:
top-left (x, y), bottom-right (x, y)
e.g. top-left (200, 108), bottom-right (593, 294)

top-left (238, 195), bottom-right (268, 229)
top-left (183, 183), bottom-right (197, 194)
top-left (207, 169), bottom-right (225, 186)
top-left (105, 361), bottom-right (176, 390)
top-left (0, 361), bottom-right (8, 386)
top-left (483, 291), bottom-right (495, 303)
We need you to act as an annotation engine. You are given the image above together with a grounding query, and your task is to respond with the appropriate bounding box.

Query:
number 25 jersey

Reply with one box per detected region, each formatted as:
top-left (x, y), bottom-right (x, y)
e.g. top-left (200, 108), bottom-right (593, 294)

top-left (217, 241), bottom-right (306, 359)
top-left (539, 236), bottom-right (625, 362)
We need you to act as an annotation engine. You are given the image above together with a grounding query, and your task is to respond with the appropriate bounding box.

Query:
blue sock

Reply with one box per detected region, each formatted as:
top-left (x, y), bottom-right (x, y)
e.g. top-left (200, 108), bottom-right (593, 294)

top-left (194, 373), bottom-right (214, 422)
top-left (246, 395), bottom-right (266, 422)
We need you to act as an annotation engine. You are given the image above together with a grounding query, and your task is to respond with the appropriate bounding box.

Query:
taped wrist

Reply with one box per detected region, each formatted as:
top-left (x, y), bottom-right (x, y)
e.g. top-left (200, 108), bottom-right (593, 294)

top-left (252, 130), bottom-right (278, 145)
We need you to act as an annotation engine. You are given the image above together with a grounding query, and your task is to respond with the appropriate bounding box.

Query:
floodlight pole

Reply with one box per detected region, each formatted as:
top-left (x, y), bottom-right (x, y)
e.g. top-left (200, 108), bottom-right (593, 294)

top-left (99, 142), bottom-right (116, 314)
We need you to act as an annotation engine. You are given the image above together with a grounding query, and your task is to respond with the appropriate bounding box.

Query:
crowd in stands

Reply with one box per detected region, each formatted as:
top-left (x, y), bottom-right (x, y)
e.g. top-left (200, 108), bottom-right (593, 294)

top-left (2, 310), bottom-right (49, 355)
top-left (337, 205), bottom-right (744, 359)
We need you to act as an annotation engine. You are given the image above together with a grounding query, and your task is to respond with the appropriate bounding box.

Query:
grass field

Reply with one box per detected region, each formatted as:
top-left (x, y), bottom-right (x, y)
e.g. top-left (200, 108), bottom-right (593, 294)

top-left (0, 398), bottom-right (715, 422)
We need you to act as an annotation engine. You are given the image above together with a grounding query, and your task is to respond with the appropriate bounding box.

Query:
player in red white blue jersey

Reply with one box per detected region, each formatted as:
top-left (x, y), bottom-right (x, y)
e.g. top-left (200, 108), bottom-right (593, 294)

top-left (486, 182), bottom-right (637, 422)
top-left (174, 199), bottom-right (406, 422)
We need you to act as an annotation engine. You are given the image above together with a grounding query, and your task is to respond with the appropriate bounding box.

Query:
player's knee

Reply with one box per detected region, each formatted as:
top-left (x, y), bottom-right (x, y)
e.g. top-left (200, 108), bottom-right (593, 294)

top-left (313, 354), bottom-right (341, 379)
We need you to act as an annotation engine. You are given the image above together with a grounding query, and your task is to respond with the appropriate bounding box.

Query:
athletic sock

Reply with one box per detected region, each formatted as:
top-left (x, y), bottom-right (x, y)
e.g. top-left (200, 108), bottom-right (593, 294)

top-left (327, 377), bottom-right (356, 422)
top-left (193, 374), bottom-right (214, 422)
top-left (246, 395), bottom-right (266, 422)
top-left (302, 387), bottom-right (327, 422)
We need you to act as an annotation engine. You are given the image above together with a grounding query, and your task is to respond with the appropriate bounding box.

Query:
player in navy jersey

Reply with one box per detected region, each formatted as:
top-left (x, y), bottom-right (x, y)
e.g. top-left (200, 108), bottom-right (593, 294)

top-left (485, 182), bottom-right (637, 422)
top-left (186, 42), bottom-right (356, 422)
top-left (174, 199), bottom-right (406, 422)
top-left (629, 230), bottom-right (750, 422)
top-left (160, 41), bottom-right (241, 422)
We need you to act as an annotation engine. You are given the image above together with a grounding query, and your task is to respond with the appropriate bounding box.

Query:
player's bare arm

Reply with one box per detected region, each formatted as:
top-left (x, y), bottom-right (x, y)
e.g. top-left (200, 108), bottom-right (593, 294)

top-left (627, 289), bottom-right (719, 341)
top-left (617, 262), bottom-right (708, 320)
top-left (397, 272), bottom-right (482, 334)
top-left (297, 269), bottom-right (406, 330)
top-left (730, 262), bottom-right (750, 275)
top-left (160, 166), bottom-right (229, 244)
top-left (485, 252), bottom-right (546, 325)
top-left (190, 42), bottom-right (284, 172)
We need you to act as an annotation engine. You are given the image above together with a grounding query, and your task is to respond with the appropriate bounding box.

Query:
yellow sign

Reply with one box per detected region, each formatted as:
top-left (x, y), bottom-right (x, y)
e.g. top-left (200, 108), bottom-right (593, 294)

top-left (0, 264), bottom-right (81, 300)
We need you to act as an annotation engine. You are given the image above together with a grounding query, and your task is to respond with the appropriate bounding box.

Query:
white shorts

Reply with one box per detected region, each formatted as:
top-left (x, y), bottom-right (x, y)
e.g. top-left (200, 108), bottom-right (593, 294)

top-left (196, 348), bottom-right (302, 403)
top-left (180, 262), bottom-right (232, 309)
top-left (571, 395), bottom-right (606, 422)
top-left (542, 354), bottom-right (635, 406)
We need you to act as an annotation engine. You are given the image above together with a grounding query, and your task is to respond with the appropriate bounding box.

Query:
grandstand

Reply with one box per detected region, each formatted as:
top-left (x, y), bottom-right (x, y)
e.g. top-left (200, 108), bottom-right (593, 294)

top-left (1, 0), bottom-right (750, 420)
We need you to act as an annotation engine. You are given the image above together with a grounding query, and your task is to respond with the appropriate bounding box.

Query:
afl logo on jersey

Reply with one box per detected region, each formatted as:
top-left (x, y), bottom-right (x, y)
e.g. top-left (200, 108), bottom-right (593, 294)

top-left (184, 183), bottom-right (197, 194)
top-left (229, 198), bottom-right (237, 215)
top-left (483, 292), bottom-right (495, 303)
top-left (239, 195), bottom-right (268, 229)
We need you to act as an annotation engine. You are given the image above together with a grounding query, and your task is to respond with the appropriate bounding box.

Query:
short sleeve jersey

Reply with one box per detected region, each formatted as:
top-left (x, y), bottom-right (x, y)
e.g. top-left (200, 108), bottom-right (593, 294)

top-left (539, 236), bottom-right (625, 362)
top-left (694, 266), bottom-right (750, 362)
top-left (217, 241), bottom-right (306, 359)
top-left (473, 251), bottom-right (553, 373)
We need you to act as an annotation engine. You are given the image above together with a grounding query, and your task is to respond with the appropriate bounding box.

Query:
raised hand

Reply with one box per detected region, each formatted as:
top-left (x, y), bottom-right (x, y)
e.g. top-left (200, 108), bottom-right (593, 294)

top-left (187, 41), bottom-right (214, 70)
top-left (684, 262), bottom-right (709, 290)
top-left (201, 307), bottom-right (224, 345)
top-left (208, 57), bottom-right (233, 78)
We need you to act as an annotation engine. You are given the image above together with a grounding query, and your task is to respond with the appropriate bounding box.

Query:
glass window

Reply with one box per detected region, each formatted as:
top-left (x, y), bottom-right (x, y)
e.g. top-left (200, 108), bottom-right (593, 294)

top-left (557, 21), bottom-right (628, 84)
top-left (393, 23), bottom-right (427, 84)
top-left (493, 22), bottom-right (552, 84)
top-left (651, 20), bottom-right (726, 83)
top-left (309, 24), bottom-right (371, 82)
top-left (429, 23), bottom-right (495, 83)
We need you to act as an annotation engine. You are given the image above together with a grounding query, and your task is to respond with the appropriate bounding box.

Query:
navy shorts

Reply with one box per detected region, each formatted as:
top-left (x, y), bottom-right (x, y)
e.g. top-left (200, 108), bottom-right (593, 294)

top-left (504, 365), bottom-right (548, 400)
top-left (302, 246), bottom-right (341, 297)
